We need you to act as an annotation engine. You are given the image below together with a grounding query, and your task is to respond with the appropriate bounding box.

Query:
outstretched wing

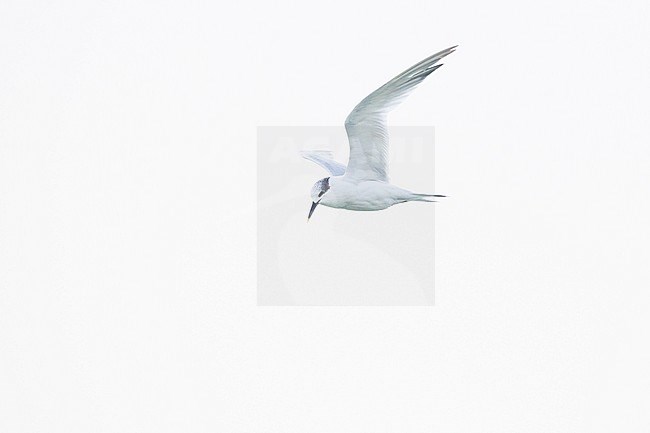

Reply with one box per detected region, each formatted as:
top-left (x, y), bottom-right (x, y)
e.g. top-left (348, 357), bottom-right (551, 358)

top-left (344, 46), bottom-right (457, 181)
top-left (300, 150), bottom-right (346, 176)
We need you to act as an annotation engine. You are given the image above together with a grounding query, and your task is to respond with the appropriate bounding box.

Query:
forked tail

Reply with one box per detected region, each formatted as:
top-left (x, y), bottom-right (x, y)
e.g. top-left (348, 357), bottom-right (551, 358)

top-left (409, 193), bottom-right (447, 203)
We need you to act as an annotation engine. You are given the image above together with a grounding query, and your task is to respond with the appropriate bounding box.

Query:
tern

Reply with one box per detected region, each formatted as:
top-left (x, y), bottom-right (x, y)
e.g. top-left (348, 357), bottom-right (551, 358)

top-left (303, 45), bottom-right (456, 221)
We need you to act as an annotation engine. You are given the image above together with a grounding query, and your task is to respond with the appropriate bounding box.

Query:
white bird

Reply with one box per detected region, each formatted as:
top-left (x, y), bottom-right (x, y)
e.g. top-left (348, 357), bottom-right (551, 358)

top-left (303, 45), bottom-right (456, 221)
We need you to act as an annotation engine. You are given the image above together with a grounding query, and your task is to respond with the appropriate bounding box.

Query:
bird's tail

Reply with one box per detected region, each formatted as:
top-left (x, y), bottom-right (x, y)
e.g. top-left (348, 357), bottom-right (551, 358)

top-left (409, 193), bottom-right (446, 203)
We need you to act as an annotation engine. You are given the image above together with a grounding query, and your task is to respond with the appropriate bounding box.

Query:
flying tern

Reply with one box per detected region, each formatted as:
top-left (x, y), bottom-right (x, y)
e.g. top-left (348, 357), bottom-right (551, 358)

top-left (303, 45), bottom-right (456, 221)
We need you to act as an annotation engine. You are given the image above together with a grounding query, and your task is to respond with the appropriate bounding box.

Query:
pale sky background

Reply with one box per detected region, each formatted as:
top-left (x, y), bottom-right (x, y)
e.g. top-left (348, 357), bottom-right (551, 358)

top-left (1, 0), bottom-right (650, 432)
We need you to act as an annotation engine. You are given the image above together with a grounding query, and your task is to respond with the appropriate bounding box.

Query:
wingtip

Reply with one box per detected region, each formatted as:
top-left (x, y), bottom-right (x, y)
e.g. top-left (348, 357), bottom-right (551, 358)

top-left (430, 45), bottom-right (458, 62)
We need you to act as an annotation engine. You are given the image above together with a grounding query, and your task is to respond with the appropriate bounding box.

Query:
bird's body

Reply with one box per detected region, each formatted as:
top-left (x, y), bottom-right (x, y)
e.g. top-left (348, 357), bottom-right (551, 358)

top-left (320, 176), bottom-right (434, 211)
top-left (303, 46), bottom-right (456, 220)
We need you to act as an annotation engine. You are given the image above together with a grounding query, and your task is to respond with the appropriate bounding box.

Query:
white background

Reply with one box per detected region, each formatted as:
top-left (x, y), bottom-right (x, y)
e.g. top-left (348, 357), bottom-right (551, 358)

top-left (1, 0), bottom-right (649, 432)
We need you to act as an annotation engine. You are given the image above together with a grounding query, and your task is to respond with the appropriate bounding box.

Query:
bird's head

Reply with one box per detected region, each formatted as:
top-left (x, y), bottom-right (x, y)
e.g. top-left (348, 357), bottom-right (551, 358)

top-left (307, 177), bottom-right (330, 221)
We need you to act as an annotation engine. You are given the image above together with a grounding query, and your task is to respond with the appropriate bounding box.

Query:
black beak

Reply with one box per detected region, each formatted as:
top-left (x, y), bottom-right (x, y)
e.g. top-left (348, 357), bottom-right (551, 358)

top-left (308, 201), bottom-right (319, 221)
